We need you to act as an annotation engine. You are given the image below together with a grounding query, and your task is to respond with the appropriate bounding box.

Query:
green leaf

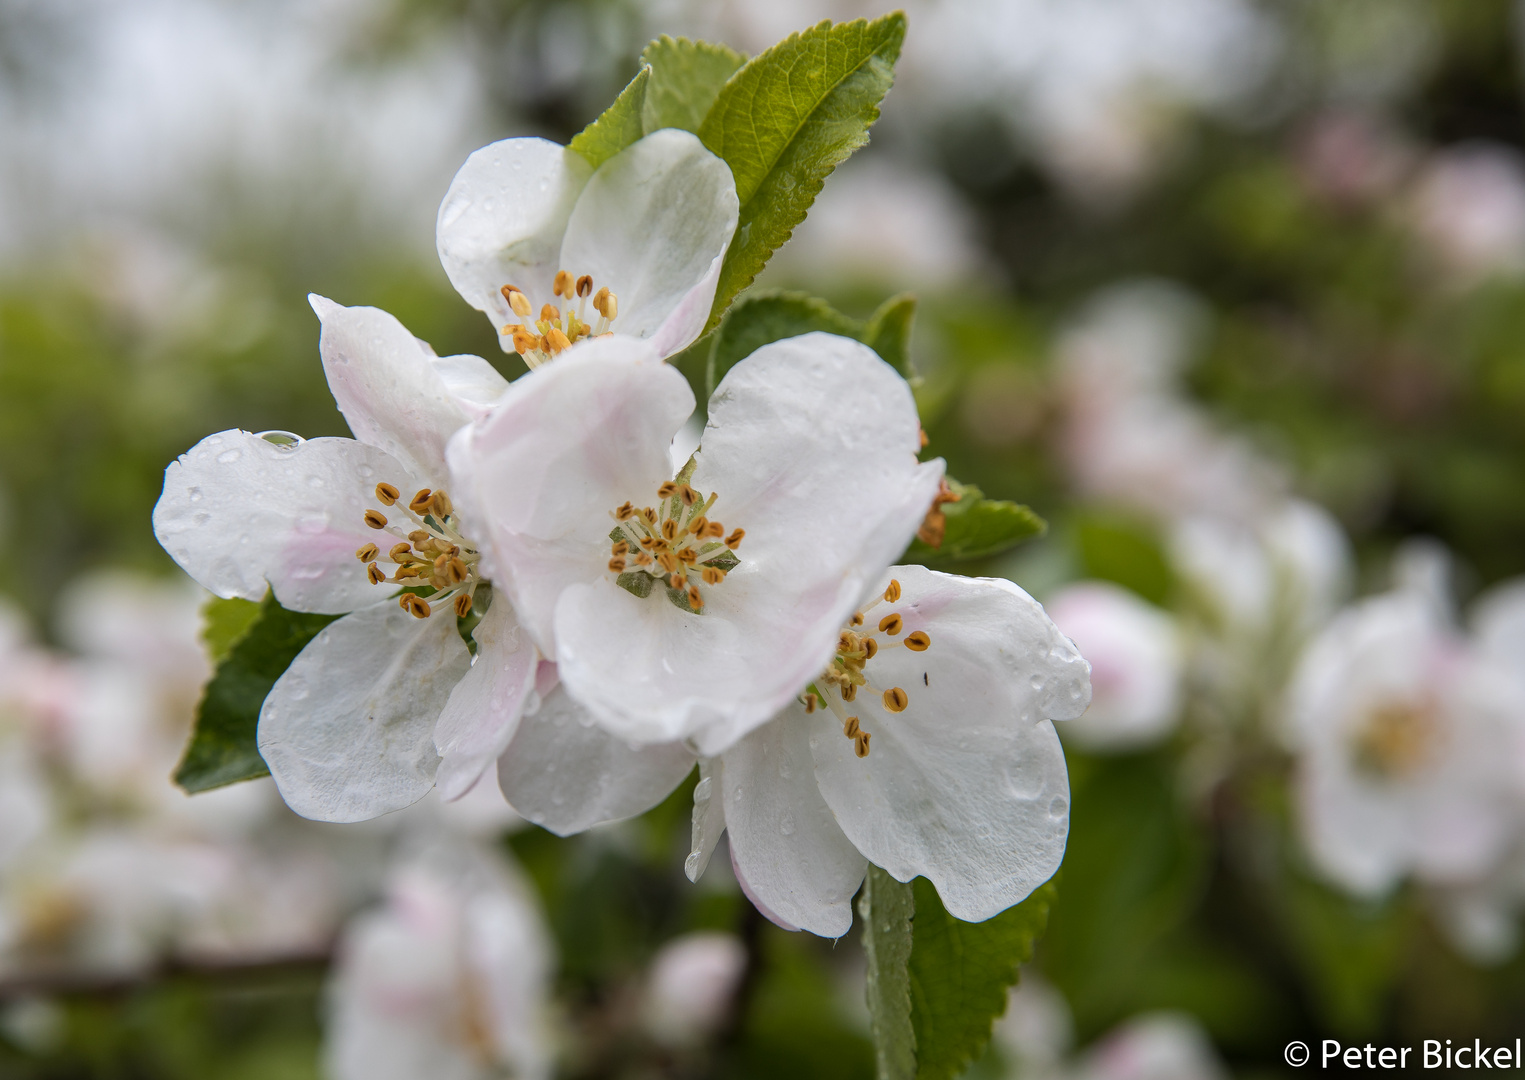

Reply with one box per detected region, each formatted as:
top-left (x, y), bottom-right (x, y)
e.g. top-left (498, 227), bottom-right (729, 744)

top-left (904, 479), bottom-right (1047, 564)
top-left (907, 876), bottom-right (1059, 1080)
top-left (569, 66), bottom-right (650, 171)
top-left (859, 865), bottom-right (916, 1080)
top-left (706, 289), bottom-right (917, 398)
top-left (200, 595), bottom-right (261, 665)
top-left (698, 15), bottom-right (905, 332)
top-left (175, 593), bottom-right (340, 794)
top-left (640, 36), bottom-right (746, 135)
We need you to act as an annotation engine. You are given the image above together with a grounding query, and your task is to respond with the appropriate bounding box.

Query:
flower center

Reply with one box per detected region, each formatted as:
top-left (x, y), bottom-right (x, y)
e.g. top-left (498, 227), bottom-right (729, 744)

top-left (499, 270), bottom-right (619, 369)
top-left (605, 478), bottom-right (743, 613)
top-left (803, 578), bottom-right (932, 758)
top-left (1352, 698), bottom-right (1438, 779)
top-left (356, 483), bottom-right (483, 619)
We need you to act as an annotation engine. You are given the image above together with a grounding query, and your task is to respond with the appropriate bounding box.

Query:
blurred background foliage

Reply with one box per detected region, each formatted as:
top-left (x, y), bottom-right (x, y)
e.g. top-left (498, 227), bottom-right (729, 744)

top-left (5, 0), bottom-right (1525, 1076)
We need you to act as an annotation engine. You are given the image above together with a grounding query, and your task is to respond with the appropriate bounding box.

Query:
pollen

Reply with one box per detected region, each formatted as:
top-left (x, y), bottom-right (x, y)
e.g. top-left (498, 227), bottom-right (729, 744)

top-left (498, 270), bottom-right (620, 369)
top-left (356, 480), bottom-right (483, 622)
top-left (408, 489), bottom-right (433, 514)
top-left (884, 579), bottom-right (902, 603)
top-left (363, 509), bottom-right (388, 529)
top-left (400, 594), bottom-right (432, 619)
top-left (355, 543), bottom-right (379, 562)
top-left (883, 687), bottom-right (908, 712)
top-left (454, 593), bottom-right (473, 617)
top-left (605, 476), bottom-right (741, 613)
top-left (375, 482), bottom-right (400, 506)
top-left (878, 613), bottom-right (903, 636)
top-left (812, 589), bottom-right (933, 762)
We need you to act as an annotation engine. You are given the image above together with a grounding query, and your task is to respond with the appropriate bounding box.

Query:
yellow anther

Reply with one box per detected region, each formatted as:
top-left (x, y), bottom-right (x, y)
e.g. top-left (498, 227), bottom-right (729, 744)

top-left (395, 565), bottom-right (420, 580)
top-left (609, 557), bottom-right (627, 572)
top-left (686, 584), bottom-right (704, 609)
top-left (545, 327), bottom-right (571, 353)
top-left (855, 732), bottom-right (872, 758)
top-left (841, 683), bottom-right (858, 702)
top-left (375, 482), bottom-right (400, 506)
top-left (355, 543), bottom-right (379, 562)
top-left (657, 482), bottom-right (678, 499)
top-left (661, 520), bottom-right (678, 541)
top-left (704, 521), bottom-right (725, 539)
top-left (657, 552), bottom-right (680, 574)
top-left (367, 562), bottom-right (387, 585)
top-left (602, 291), bottom-right (617, 320)
top-left (863, 637), bottom-right (878, 659)
top-left (878, 613), bottom-right (903, 636)
top-left (389, 542), bottom-right (412, 561)
top-left (641, 508), bottom-right (659, 527)
top-left (919, 428), bottom-right (929, 449)
top-left (843, 715), bottom-right (861, 738)
top-left (688, 515), bottom-right (709, 536)
top-left (454, 593), bottom-right (473, 617)
top-left (409, 489), bottom-right (433, 514)
top-left (679, 484), bottom-right (699, 507)
top-left (611, 540), bottom-right (630, 556)
top-left (502, 285), bottom-right (533, 318)
top-left (539, 303), bottom-right (559, 323)
top-left (402, 594), bottom-right (432, 619)
top-left (363, 509), bottom-right (388, 530)
top-left (446, 558), bottom-right (469, 585)
top-left (615, 502), bottom-right (636, 521)
top-left (408, 530), bottom-right (431, 545)
top-left (803, 693), bottom-right (819, 713)
top-left (725, 528), bottom-right (745, 550)
top-left (884, 579), bottom-right (902, 603)
top-left (553, 269), bottom-right (573, 297)
top-left (634, 552), bottom-right (653, 567)
top-left (511, 327), bottom-right (539, 356)
top-left (850, 612), bottom-right (864, 627)
top-left (883, 687), bottom-right (909, 713)
top-left (576, 274), bottom-right (593, 298)
top-left (701, 566), bottom-right (726, 585)
top-left (905, 631), bottom-right (931, 652)
top-left (593, 286), bottom-right (612, 317)
top-left (429, 490), bottom-right (452, 518)
top-left (678, 548), bottom-right (698, 565)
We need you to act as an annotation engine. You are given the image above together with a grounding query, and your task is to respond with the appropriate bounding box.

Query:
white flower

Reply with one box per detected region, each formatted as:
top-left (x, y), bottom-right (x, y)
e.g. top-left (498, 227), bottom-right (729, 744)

top-left (1045, 581), bottom-right (1182, 751)
top-left (1406, 142), bottom-right (1525, 285)
top-left (325, 837), bottom-right (552, 1080)
top-left (153, 297), bottom-right (539, 821)
top-left (641, 930), bottom-right (748, 1048)
top-left (437, 129), bottom-right (739, 362)
top-left (685, 566), bottom-right (1090, 937)
top-left (1285, 554), bottom-right (1525, 897)
top-left (447, 331), bottom-right (945, 754)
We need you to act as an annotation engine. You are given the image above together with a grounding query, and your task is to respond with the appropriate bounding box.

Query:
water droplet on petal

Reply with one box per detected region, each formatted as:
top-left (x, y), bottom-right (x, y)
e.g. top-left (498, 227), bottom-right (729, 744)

top-left (217, 449), bottom-right (242, 464)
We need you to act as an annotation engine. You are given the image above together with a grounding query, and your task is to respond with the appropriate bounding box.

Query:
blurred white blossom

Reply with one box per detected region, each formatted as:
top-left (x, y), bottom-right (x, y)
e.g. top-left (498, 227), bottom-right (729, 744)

top-left (642, 930), bottom-right (747, 1047)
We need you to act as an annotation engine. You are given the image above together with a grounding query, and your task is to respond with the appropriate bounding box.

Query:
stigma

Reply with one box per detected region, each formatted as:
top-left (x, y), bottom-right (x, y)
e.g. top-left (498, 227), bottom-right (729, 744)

top-left (804, 578), bottom-right (932, 758)
top-left (357, 482), bottom-right (482, 619)
top-left (606, 478), bottom-right (743, 613)
top-left (499, 270), bottom-right (618, 368)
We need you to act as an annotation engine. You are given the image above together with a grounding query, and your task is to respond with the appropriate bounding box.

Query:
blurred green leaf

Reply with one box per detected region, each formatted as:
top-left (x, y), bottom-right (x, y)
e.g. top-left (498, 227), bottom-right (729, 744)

top-left (175, 593), bottom-right (339, 793)
top-left (568, 66), bottom-right (650, 170)
top-left (905, 479), bottom-right (1047, 564)
top-left (640, 36), bottom-right (746, 135)
top-left (860, 865), bottom-right (916, 1080)
top-left (698, 15), bottom-right (905, 332)
top-left (200, 595), bottom-right (262, 665)
top-left (706, 290), bottom-right (917, 398)
top-left (907, 877), bottom-right (1057, 1080)
top-left (1073, 512), bottom-right (1173, 607)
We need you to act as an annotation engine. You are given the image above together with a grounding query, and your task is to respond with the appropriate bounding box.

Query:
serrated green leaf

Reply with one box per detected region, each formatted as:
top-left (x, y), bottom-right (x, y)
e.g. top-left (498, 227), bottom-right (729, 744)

top-left (640, 36), bottom-right (746, 135)
top-left (706, 289), bottom-right (918, 398)
top-left (907, 876), bottom-right (1058, 1080)
top-left (860, 865), bottom-right (916, 1080)
top-left (200, 595), bottom-right (261, 665)
top-left (698, 15), bottom-right (905, 332)
top-left (569, 67), bottom-right (650, 171)
top-left (175, 594), bottom-right (340, 794)
top-left (905, 479), bottom-right (1047, 564)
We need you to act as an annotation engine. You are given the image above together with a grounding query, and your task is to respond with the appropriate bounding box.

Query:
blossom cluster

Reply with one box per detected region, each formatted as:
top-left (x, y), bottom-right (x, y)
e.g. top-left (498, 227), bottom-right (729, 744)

top-left (153, 127), bottom-right (1093, 938)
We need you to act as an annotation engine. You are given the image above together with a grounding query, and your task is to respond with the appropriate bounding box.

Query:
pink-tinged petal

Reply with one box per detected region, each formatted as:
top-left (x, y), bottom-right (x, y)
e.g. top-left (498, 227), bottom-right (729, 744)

top-left (559, 129), bottom-right (738, 357)
top-left (496, 686), bottom-right (695, 835)
top-left (716, 712), bottom-right (867, 937)
top-left (154, 430), bottom-right (416, 614)
top-left (310, 296), bottom-right (491, 481)
top-left (436, 137), bottom-right (592, 352)
top-left (812, 567), bottom-right (1088, 922)
top-left (259, 603), bottom-right (470, 823)
top-left (446, 334), bottom-right (693, 651)
top-left (433, 597), bottom-right (539, 802)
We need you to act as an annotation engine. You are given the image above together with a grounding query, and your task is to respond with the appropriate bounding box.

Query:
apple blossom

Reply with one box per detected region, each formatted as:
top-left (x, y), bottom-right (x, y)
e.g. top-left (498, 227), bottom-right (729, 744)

top-left (685, 566), bottom-right (1090, 937)
top-left (437, 128), bottom-right (738, 363)
top-left (447, 331), bottom-right (945, 755)
top-left (642, 930), bottom-right (748, 1048)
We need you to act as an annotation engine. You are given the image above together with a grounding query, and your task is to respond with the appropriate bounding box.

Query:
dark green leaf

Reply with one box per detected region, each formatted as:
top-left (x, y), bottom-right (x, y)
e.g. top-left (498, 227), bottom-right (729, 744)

top-left (860, 865), bottom-right (916, 1080)
top-left (569, 67), bottom-right (650, 171)
top-left (175, 593), bottom-right (340, 793)
top-left (698, 15), bottom-right (905, 332)
top-left (640, 36), bottom-right (746, 135)
top-left (907, 876), bottom-right (1058, 1080)
top-left (706, 289), bottom-right (917, 398)
top-left (200, 595), bottom-right (261, 665)
top-left (904, 479), bottom-right (1047, 564)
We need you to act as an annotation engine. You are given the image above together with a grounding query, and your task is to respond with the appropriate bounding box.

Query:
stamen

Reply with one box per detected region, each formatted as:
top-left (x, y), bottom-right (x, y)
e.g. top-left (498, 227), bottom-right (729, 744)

top-left (364, 510), bottom-right (388, 530)
top-left (355, 543), bottom-right (379, 562)
top-left (430, 491), bottom-right (452, 517)
top-left (688, 515), bottom-right (708, 536)
top-left (545, 328), bottom-right (571, 353)
top-left (679, 484), bottom-right (699, 507)
top-left (803, 692), bottom-right (819, 713)
top-left (375, 483), bottom-right (400, 506)
top-left (905, 631), bottom-right (931, 651)
top-left (850, 612), bottom-right (864, 627)
top-left (843, 715), bottom-right (861, 738)
top-left (841, 683), bottom-right (858, 702)
top-left (539, 303), bottom-right (558, 323)
top-left (657, 482), bottom-right (678, 499)
top-left (408, 489), bottom-right (433, 514)
top-left (883, 687), bottom-right (909, 713)
top-left (445, 558), bottom-right (469, 584)
top-left (686, 584), bottom-right (704, 609)
top-left (614, 502), bottom-right (635, 521)
top-left (400, 594), bottom-right (432, 619)
top-left (863, 637), bottom-right (878, 659)
top-left (884, 579), bottom-right (902, 603)
top-left (611, 540), bottom-right (630, 556)
top-left (701, 566), bottom-right (726, 585)
top-left (367, 562), bottom-right (386, 584)
top-left (855, 732), bottom-right (872, 758)
top-left (389, 542), bottom-right (412, 561)
top-left (501, 285), bottom-right (532, 318)
top-left (878, 614), bottom-right (903, 636)
top-left (454, 593), bottom-right (473, 617)
top-left (553, 270), bottom-right (573, 298)
top-left (725, 528), bottom-right (745, 550)
top-left (609, 557), bottom-right (627, 572)
top-left (575, 274), bottom-right (593, 298)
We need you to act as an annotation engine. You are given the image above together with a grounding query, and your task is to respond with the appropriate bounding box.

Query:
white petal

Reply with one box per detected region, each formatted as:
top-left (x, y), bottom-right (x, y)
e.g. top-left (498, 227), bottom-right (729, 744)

top-left (310, 296), bottom-right (485, 482)
top-left (431, 354), bottom-right (511, 421)
top-left (446, 334), bottom-right (693, 651)
top-left (154, 430), bottom-right (411, 614)
top-left (812, 567), bottom-right (1090, 922)
top-left (560, 129), bottom-right (738, 357)
top-left (436, 137), bottom-right (593, 351)
top-left (433, 596), bottom-right (539, 802)
top-left (496, 685), bottom-right (696, 835)
top-left (717, 712), bottom-right (867, 937)
top-left (685, 760), bottom-right (725, 882)
top-left (259, 603), bottom-right (471, 822)
top-left (554, 332), bottom-right (942, 751)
